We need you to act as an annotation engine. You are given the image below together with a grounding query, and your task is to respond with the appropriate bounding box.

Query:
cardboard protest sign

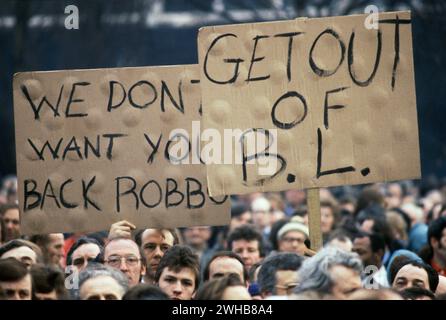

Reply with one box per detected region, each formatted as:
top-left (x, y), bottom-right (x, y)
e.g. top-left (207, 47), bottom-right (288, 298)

top-left (13, 65), bottom-right (230, 235)
top-left (198, 11), bottom-right (420, 196)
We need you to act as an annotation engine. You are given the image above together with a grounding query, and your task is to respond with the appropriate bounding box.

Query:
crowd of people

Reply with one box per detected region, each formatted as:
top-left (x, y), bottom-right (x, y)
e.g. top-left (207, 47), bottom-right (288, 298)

top-left (1, 173), bottom-right (446, 300)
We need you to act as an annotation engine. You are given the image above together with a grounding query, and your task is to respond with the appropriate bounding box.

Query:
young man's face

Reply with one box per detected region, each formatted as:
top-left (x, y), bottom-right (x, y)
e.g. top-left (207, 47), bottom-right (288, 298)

top-left (2, 208), bottom-right (20, 241)
top-left (392, 264), bottom-right (430, 291)
top-left (0, 274), bottom-right (32, 300)
top-left (231, 239), bottom-right (261, 271)
top-left (46, 233), bottom-right (65, 268)
top-left (158, 267), bottom-right (196, 300)
top-left (141, 229), bottom-right (174, 278)
top-left (105, 239), bottom-right (145, 287)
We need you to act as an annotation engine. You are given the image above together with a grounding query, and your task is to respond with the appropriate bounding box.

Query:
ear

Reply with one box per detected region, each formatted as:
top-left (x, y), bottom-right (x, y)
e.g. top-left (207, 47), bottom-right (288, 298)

top-left (141, 264), bottom-right (146, 276)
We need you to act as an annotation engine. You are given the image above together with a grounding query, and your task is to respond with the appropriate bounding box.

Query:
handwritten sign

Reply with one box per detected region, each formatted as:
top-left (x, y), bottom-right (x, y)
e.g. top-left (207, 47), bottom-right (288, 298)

top-left (13, 65), bottom-right (230, 235)
top-left (198, 11), bottom-right (420, 196)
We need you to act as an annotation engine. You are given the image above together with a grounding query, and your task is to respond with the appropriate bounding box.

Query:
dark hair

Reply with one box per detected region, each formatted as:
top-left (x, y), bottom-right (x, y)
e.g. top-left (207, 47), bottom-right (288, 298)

top-left (389, 257), bottom-right (439, 292)
top-left (231, 203), bottom-right (249, 218)
top-left (248, 262), bottom-right (262, 283)
top-left (30, 264), bottom-right (68, 299)
top-left (227, 225), bottom-right (265, 257)
top-left (354, 187), bottom-right (385, 217)
top-left (195, 273), bottom-right (244, 300)
top-left (428, 217), bottom-right (446, 248)
top-left (269, 219), bottom-right (289, 251)
top-left (29, 234), bottom-right (52, 248)
top-left (0, 203), bottom-right (19, 216)
top-left (257, 252), bottom-right (303, 295)
top-left (0, 239), bottom-right (43, 262)
top-left (354, 232), bottom-right (386, 253)
top-left (0, 258), bottom-right (29, 282)
top-left (155, 245), bottom-right (200, 290)
top-left (202, 251), bottom-right (247, 283)
top-left (0, 216), bottom-right (5, 243)
top-left (66, 237), bottom-right (103, 266)
top-left (122, 284), bottom-right (169, 300)
top-left (400, 286), bottom-right (436, 300)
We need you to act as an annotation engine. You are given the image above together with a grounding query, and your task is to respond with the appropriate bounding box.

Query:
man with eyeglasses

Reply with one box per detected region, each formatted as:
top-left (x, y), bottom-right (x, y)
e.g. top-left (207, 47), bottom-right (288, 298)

top-left (108, 220), bottom-right (178, 285)
top-left (277, 218), bottom-right (310, 256)
top-left (104, 237), bottom-right (146, 287)
top-left (0, 203), bottom-right (21, 242)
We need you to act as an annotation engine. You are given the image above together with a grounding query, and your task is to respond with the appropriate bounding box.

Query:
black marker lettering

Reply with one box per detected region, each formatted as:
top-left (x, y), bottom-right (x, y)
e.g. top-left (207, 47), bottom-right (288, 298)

top-left (21, 84), bottom-right (63, 119)
top-left (309, 28), bottom-right (345, 77)
top-left (65, 82), bottom-right (90, 117)
top-left (203, 33), bottom-right (244, 84)
top-left (246, 35), bottom-right (270, 82)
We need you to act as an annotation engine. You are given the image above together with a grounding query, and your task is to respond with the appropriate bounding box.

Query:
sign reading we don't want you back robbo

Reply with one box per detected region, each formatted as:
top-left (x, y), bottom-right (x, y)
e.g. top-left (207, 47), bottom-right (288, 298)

top-left (13, 65), bottom-right (230, 235)
top-left (198, 11), bottom-right (421, 197)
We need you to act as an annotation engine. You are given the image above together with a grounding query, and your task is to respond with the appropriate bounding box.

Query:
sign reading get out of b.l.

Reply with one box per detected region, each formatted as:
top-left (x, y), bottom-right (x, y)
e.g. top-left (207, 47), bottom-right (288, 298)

top-left (198, 11), bottom-right (420, 197)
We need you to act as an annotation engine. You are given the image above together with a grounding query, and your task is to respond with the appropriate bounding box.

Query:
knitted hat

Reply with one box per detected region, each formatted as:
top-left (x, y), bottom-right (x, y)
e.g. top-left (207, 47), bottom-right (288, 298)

top-left (277, 217), bottom-right (309, 241)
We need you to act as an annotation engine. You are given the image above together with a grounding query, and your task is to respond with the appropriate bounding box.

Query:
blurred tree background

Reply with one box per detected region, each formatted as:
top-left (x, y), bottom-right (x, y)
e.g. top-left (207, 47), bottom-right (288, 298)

top-left (1, 0), bottom-right (445, 181)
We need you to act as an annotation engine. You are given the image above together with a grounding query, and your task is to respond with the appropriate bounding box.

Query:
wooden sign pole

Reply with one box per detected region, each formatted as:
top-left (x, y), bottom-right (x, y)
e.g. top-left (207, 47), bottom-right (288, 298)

top-left (307, 188), bottom-right (322, 252)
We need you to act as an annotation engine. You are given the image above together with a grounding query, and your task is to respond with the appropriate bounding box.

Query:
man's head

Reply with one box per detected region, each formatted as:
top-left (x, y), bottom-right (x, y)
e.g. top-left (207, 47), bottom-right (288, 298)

top-left (296, 247), bottom-right (363, 299)
top-left (195, 273), bottom-right (251, 300)
top-left (227, 225), bottom-right (264, 271)
top-left (122, 284), bottom-right (169, 300)
top-left (428, 217), bottom-right (446, 260)
top-left (277, 220), bottom-right (309, 256)
top-left (66, 237), bottom-right (103, 272)
top-left (78, 263), bottom-right (129, 300)
top-left (137, 228), bottom-right (176, 280)
top-left (30, 233), bottom-right (65, 268)
top-left (155, 245), bottom-right (200, 300)
top-left (326, 232), bottom-right (353, 252)
top-left (182, 226), bottom-right (211, 249)
top-left (251, 197), bottom-right (271, 231)
top-left (390, 259), bottom-right (439, 292)
top-left (230, 203), bottom-right (252, 231)
top-left (257, 252), bottom-right (303, 297)
top-left (400, 286), bottom-right (436, 300)
top-left (0, 258), bottom-right (32, 300)
top-left (104, 237), bottom-right (145, 287)
top-left (352, 232), bottom-right (386, 268)
top-left (320, 200), bottom-right (339, 234)
top-left (0, 239), bottom-right (43, 268)
top-left (203, 251), bottom-right (247, 284)
top-left (0, 203), bottom-right (20, 241)
top-left (30, 264), bottom-right (67, 300)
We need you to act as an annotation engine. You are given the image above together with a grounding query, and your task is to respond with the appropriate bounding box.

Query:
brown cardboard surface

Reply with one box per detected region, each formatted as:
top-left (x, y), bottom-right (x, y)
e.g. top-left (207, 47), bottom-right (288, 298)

top-left (198, 11), bottom-right (420, 196)
top-left (13, 65), bottom-right (230, 235)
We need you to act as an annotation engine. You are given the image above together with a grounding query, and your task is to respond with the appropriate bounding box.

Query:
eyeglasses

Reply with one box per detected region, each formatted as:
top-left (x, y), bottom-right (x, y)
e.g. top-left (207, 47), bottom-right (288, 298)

top-left (281, 237), bottom-right (305, 244)
top-left (72, 256), bottom-right (96, 267)
top-left (275, 282), bottom-right (298, 294)
top-left (104, 255), bottom-right (141, 268)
